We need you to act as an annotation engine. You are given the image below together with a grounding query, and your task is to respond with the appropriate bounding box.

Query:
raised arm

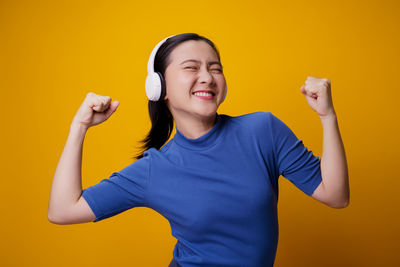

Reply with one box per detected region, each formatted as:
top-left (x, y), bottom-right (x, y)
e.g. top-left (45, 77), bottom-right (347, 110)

top-left (300, 77), bottom-right (350, 208)
top-left (47, 92), bottom-right (119, 224)
top-left (312, 112), bottom-right (349, 208)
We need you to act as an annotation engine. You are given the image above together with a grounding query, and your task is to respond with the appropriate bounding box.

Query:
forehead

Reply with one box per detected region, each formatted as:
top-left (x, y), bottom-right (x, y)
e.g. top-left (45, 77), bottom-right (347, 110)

top-left (168, 40), bottom-right (219, 63)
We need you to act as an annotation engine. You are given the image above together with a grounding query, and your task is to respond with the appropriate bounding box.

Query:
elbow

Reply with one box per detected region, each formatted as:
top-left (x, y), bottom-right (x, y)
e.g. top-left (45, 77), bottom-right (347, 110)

top-left (47, 207), bottom-right (56, 223)
top-left (329, 198), bottom-right (350, 209)
top-left (47, 210), bottom-right (68, 225)
top-left (48, 211), bottom-right (61, 224)
top-left (324, 182), bottom-right (350, 209)
top-left (48, 212), bottom-right (59, 224)
top-left (342, 198), bottom-right (350, 208)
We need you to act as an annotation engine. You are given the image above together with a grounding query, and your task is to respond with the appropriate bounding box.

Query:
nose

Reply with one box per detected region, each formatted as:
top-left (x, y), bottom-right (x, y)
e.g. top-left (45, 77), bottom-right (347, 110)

top-left (198, 67), bottom-right (215, 87)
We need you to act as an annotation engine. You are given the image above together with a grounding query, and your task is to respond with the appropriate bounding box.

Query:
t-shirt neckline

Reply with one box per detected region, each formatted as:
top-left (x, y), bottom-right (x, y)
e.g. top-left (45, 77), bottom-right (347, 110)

top-left (173, 113), bottom-right (223, 150)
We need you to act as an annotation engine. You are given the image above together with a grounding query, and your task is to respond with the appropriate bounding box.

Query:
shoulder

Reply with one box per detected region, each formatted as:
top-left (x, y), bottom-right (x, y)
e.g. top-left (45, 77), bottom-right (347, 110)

top-left (117, 148), bottom-right (155, 178)
top-left (223, 111), bottom-right (276, 130)
top-left (217, 112), bottom-right (279, 144)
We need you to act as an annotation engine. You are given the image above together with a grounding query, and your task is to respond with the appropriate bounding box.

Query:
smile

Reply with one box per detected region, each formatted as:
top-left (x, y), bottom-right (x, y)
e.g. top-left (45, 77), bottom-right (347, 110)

top-left (193, 92), bottom-right (215, 100)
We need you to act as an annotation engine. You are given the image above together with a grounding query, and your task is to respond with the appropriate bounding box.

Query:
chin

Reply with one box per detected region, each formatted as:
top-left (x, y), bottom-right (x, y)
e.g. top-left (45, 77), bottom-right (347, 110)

top-left (191, 106), bottom-right (217, 117)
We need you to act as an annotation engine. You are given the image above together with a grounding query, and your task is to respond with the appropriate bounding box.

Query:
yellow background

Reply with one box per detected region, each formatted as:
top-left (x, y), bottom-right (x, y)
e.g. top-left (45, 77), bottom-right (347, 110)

top-left (1, 0), bottom-right (399, 266)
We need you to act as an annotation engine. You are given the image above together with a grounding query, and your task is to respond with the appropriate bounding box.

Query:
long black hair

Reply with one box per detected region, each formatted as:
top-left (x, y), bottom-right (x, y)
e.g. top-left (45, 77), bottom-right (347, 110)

top-left (132, 33), bottom-right (222, 160)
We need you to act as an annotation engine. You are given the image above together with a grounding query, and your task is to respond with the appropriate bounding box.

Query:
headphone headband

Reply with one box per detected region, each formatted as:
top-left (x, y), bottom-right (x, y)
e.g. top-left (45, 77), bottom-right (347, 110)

top-left (147, 35), bottom-right (177, 74)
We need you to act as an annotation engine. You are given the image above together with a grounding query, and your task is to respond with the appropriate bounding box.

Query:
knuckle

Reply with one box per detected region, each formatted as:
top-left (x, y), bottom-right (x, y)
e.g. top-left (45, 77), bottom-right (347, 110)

top-left (93, 99), bottom-right (101, 106)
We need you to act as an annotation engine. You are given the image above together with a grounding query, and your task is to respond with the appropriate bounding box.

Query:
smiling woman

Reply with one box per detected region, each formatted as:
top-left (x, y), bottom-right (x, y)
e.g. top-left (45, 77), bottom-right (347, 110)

top-left (49, 32), bottom-right (349, 267)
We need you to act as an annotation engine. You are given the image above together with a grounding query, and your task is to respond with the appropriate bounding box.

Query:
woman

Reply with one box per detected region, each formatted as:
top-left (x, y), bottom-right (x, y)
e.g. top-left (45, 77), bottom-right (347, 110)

top-left (48, 33), bottom-right (349, 267)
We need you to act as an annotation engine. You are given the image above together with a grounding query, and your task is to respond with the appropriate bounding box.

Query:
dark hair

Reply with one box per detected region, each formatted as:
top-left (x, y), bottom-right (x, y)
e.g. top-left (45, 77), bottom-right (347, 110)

top-left (132, 33), bottom-right (221, 160)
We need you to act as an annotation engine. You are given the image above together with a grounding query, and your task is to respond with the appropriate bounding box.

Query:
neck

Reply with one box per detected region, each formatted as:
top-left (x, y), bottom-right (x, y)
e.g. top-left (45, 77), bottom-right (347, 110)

top-left (174, 112), bottom-right (218, 139)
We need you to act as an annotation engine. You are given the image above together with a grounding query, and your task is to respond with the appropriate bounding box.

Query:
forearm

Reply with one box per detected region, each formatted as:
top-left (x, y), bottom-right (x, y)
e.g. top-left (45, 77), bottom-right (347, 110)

top-left (48, 122), bottom-right (88, 219)
top-left (320, 112), bottom-right (350, 207)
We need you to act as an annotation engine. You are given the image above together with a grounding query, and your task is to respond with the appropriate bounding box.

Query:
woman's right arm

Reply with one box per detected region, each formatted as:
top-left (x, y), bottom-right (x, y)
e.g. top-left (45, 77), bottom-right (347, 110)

top-left (47, 92), bottom-right (119, 225)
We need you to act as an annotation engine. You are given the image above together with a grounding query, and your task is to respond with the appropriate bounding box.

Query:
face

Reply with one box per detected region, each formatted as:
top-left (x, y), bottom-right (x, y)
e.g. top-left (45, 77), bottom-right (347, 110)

top-left (163, 40), bottom-right (226, 121)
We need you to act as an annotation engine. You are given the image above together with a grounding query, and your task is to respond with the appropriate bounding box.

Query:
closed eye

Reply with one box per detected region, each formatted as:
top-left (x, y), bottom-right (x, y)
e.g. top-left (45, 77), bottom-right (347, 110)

top-left (185, 67), bottom-right (222, 73)
top-left (211, 69), bottom-right (222, 73)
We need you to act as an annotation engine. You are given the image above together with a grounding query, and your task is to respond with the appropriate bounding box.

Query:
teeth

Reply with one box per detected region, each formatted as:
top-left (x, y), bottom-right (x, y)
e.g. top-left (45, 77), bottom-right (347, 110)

top-left (194, 92), bottom-right (213, 96)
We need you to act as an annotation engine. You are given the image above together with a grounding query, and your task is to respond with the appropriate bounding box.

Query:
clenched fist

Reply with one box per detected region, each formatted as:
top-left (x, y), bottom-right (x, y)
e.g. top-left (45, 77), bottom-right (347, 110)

top-left (300, 76), bottom-right (335, 118)
top-left (72, 92), bottom-right (119, 129)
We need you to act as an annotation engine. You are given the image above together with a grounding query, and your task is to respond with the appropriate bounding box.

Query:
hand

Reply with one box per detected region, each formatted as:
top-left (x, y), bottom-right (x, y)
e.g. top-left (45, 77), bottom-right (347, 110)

top-left (72, 92), bottom-right (119, 129)
top-left (300, 76), bottom-right (335, 118)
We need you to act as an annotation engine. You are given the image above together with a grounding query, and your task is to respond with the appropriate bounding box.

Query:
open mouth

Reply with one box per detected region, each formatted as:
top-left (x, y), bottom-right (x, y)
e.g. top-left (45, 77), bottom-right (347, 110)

top-left (192, 92), bottom-right (215, 96)
top-left (192, 91), bottom-right (215, 100)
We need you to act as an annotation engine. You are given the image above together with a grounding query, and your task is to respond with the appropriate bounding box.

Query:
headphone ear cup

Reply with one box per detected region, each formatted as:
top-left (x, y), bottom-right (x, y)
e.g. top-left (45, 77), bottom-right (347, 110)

top-left (145, 72), bottom-right (162, 101)
top-left (157, 72), bottom-right (166, 101)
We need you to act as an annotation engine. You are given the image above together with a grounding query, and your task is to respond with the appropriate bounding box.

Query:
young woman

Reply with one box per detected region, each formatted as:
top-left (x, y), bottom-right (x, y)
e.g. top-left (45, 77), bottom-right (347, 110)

top-left (48, 33), bottom-right (349, 267)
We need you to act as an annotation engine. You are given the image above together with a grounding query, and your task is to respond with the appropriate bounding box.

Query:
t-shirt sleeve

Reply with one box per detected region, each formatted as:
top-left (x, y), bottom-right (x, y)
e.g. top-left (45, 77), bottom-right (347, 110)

top-left (81, 149), bottom-right (151, 222)
top-left (267, 112), bottom-right (322, 196)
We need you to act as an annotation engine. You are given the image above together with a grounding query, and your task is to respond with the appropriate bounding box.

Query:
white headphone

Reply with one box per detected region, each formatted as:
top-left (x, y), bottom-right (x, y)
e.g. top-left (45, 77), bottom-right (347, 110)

top-left (145, 34), bottom-right (227, 102)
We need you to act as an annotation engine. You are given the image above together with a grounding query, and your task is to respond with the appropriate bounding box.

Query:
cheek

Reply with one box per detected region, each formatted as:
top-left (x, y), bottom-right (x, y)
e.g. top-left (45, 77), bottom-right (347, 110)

top-left (215, 75), bottom-right (226, 87)
top-left (165, 77), bottom-right (193, 101)
top-left (168, 74), bottom-right (195, 92)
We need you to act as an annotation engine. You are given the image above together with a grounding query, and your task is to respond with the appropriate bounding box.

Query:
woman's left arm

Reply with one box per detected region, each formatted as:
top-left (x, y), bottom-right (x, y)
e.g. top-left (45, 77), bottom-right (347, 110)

top-left (300, 76), bottom-right (350, 208)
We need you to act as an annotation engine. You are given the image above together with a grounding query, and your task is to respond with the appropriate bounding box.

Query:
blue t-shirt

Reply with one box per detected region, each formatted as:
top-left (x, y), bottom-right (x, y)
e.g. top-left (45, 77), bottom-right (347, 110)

top-left (81, 111), bottom-right (322, 267)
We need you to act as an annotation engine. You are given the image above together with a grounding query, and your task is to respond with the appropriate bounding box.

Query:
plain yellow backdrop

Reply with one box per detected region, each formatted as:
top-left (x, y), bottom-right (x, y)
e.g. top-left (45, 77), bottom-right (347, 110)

top-left (1, 0), bottom-right (399, 266)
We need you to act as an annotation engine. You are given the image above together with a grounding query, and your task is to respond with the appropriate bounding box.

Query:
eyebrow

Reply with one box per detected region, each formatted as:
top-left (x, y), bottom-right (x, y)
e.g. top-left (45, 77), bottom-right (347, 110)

top-left (179, 59), bottom-right (222, 68)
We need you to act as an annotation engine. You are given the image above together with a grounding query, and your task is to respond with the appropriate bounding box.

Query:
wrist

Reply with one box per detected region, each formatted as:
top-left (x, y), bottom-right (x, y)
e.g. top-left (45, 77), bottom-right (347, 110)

top-left (70, 121), bottom-right (89, 132)
top-left (319, 112), bottom-right (338, 127)
top-left (319, 110), bottom-right (336, 120)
